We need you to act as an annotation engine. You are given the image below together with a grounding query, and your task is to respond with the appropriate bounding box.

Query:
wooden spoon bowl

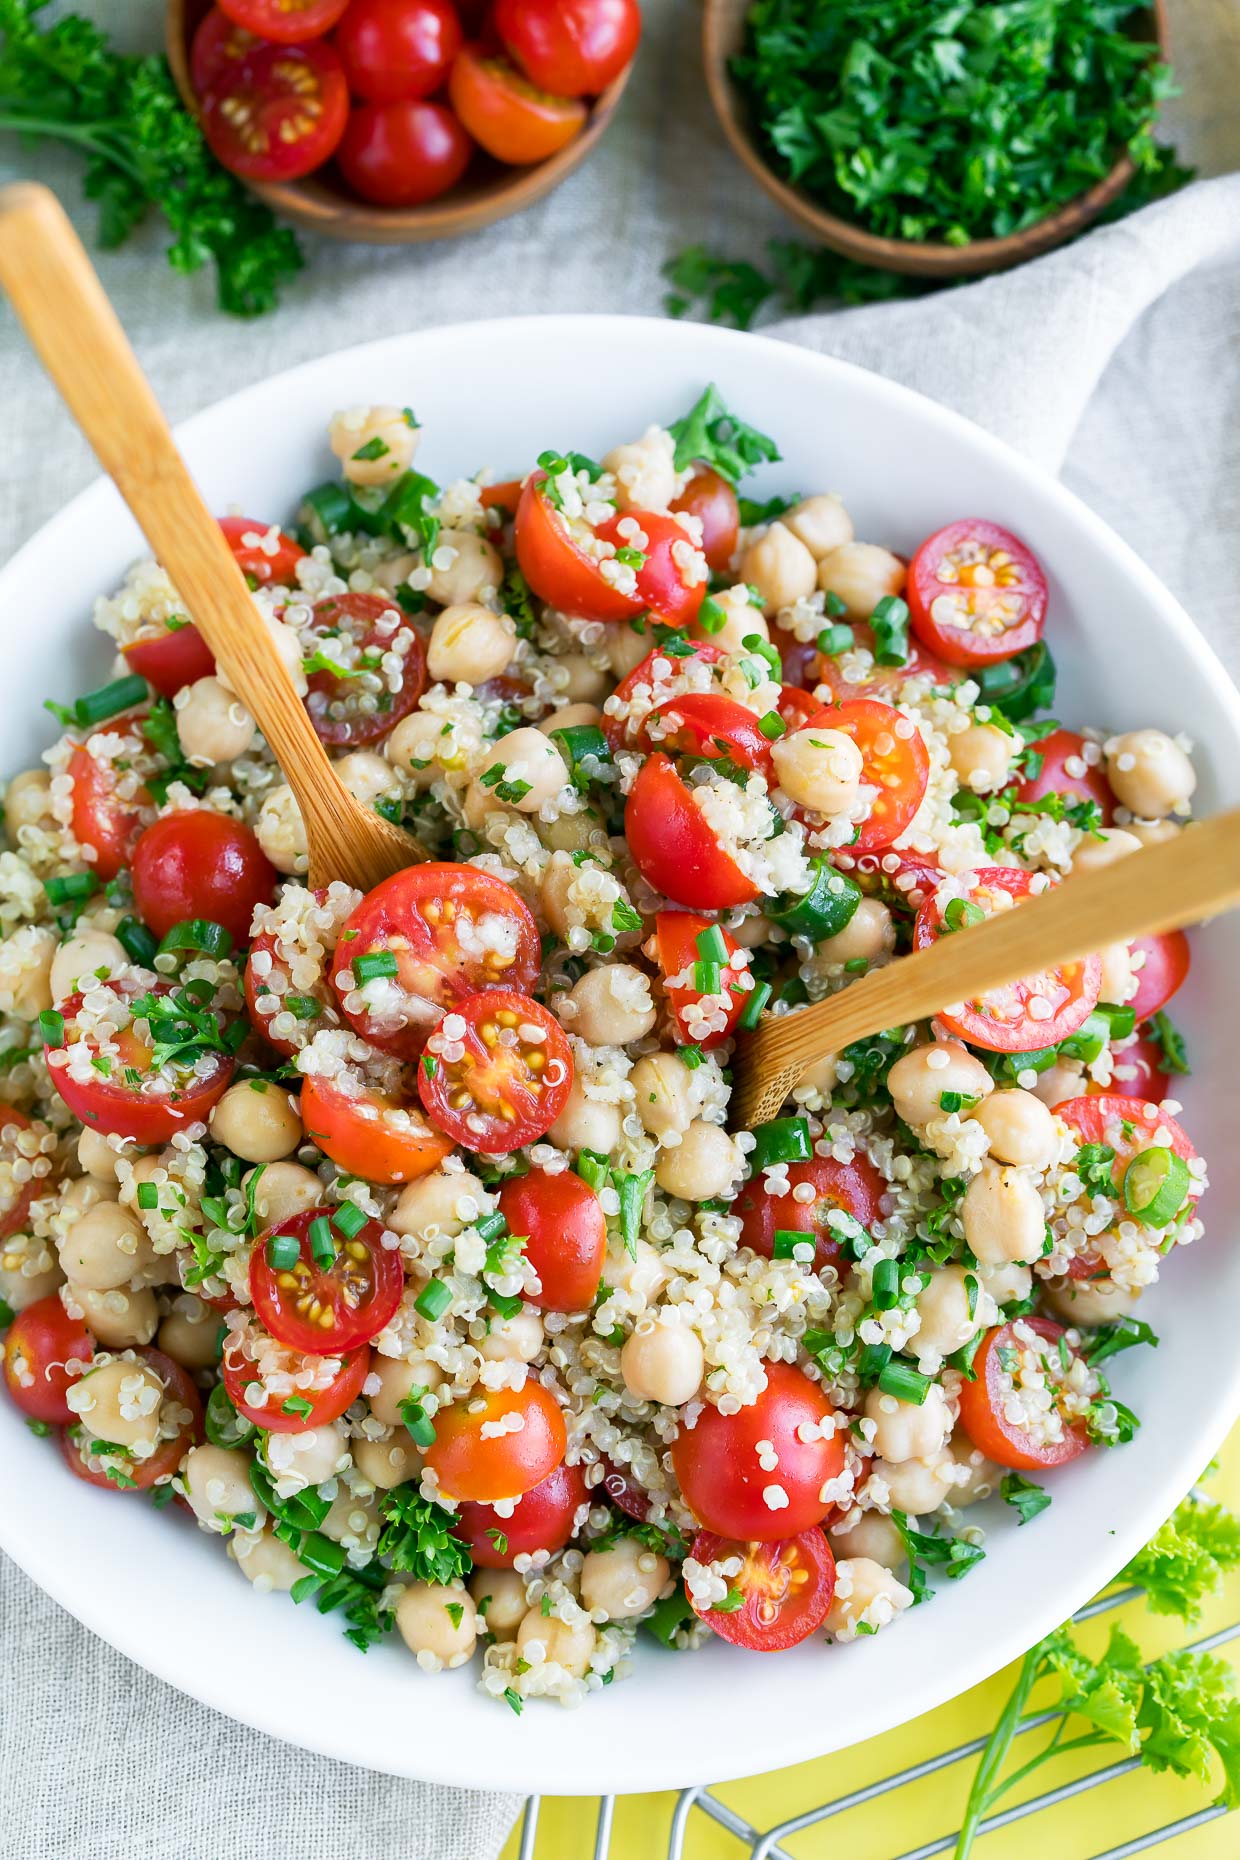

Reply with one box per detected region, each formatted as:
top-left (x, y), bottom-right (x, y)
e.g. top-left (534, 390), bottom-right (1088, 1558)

top-left (701, 0), bottom-right (1169, 280)
top-left (166, 0), bottom-right (633, 245)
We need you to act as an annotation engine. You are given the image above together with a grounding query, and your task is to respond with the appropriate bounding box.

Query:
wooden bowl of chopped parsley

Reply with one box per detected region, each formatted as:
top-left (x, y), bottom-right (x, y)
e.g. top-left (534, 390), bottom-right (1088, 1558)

top-left (703, 0), bottom-right (1175, 279)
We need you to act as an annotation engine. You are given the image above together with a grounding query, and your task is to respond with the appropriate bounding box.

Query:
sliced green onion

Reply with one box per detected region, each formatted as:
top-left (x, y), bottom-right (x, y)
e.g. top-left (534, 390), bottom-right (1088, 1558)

top-left (293, 1530), bottom-right (345, 1579)
top-left (158, 919), bottom-right (234, 960)
top-left (332, 1203), bottom-right (367, 1240)
top-left (44, 873), bottom-right (98, 907)
top-left (942, 897), bottom-right (985, 933)
top-left (695, 923), bottom-right (729, 966)
top-left (72, 674), bottom-right (149, 727)
top-left (767, 856), bottom-right (862, 942)
top-left (267, 1231), bottom-right (300, 1270)
top-left (576, 1151), bottom-right (610, 1192)
top-left (871, 1257), bottom-right (902, 1310)
top-left (401, 1400), bottom-right (437, 1450)
top-left (136, 1181), bottom-right (159, 1211)
top-left (857, 1341), bottom-right (892, 1382)
top-left (816, 622), bottom-right (852, 656)
top-left (870, 595), bottom-right (910, 666)
top-left (738, 981), bottom-right (771, 1031)
top-left (758, 711), bottom-right (786, 740)
top-left (415, 1279), bottom-right (452, 1321)
top-left (741, 633), bottom-right (781, 676)
top-left (1122, 1147), bottom-right (1191, 1227)
top-left (308, 1216), bottom-right (336, 1267)
top-left (301, 482), bottom-right (354, 539)
top-left (772, 1229), bottom-right (809, 1259)
top-left (116, 917), bottom-right (159, 966)
top-left (37, 1009), bottom-right (64, 1048)
top-left (352, 950), bottom-right (399, 984)
top-left (204, 1382), bottom-right (255, 1451)
top-left (488, 1289), bottom-right (524, 1320)
top-left (975, 640), bottom-right (1057, 722)
top-left (617, 1170), bottom-right (653, 1257)
top-left (475, 1212), bottom-right (507, 1243)
top-left (285, 995), bottom-right (323, 1020)
top-left (749, 1117), bottom-right (812, 1171)
top-left (697, 596), bottom-right (727, 636)
top-left (679, 1044), bottom-right (703, 1069)
top-left (878, 1360), bottom-right (931, 1404)
top-left (692, 960), bottom-right (722, 995)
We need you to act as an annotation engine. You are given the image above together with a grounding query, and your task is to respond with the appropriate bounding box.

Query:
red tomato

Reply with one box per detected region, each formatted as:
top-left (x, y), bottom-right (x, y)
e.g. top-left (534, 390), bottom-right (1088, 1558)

top-left (1127, 931), bottom-right (1190, 1021)
top-left (2, 1295), bottom-right (92, 1425)
top-left (131, 811), bottom-right (277, 949)
top-left (60, 1349), bottom-right (203, 1491)
top-left (336, 100), bottom-right (473, 206)
top-left (301, 1073), bottom-right (453, 1185)
top-left (1056, 1094), bottom-right (1199, 1198)
top-left (334, 0), bottom-right (463, 102)
top-left (833, 848), bottom-right (943, 916)
top-left (250, 1207), bottom-right (405, 1354)
top-left (603, 641), bottom-right (726, 750)
top-left (217, 515), bottom-right (306, 589)
top-left (334, 863), bottom-right (541, 1061)
top-left (689, 1527), bottom-right (836, 1651)
top-left (514, 475), bottom-right (642, 625)
top-left (479, 478), bottom-right (525, 514)
top-left (654, 909), bottom-right (746, 1048)
top-left (957, 1318), bottom-right (1090, 1471)
top-left (67, 741), bottom-right (147, 883)
top-left (0, 1107), bottom-right (49, 1243)
top-left (644, 692), bottom-right (773, 772)
top-left (245, 890), bottom-right (341, 1055)
top-left (907, 520), bottom-right (1048, 669)
top-left (735, 1153), bottom-right (887, 1274)
top-left (796, 699), bottom-right (929, 853)
top-left (46, 981), bottom-right (237, 1145)
top-left (1098, 1035), bottom-right (1169, 1106)
top-left (454, 1461), bottom-right (588, 1567)
top-left (203, 40), bottom-right (349, 183)
top-left (1015, 729), bottom-right (1114, 823)
top-left (122, 621), bottom-right (215, 700)
top-left (449, 47), bottom-right (587, 163)
top-left (671, 468), bottom-right (739, 573)
top-left (190, 7), bottom-right (260, 96)
top-left (498, 1169), bottom-right (606, 1311)
top-left (625, 754), bottom-right (760, 911)
top-left (222, 1326), bottom-right (370, 1432)
top-left (775, 684), bottom-right (821, 730)
top-left (671, 1363), bottom-right (845, 1540)
top-left (217, 0), bottom-right (350, 43)
top-left (495, 0), bottom-right (640, 96)
top-left (593, 510), bottom-right (708, 629)
top-left (303, 592), bottom-right (428, 749)
top-left (418, 990), bottom-right (573, 1154)
top-left (835, 626), bottom-right (960, 703)
top-left (913, 867), bottom-right (1101, 1053)
top-left (599, 1456), bottom-right (651, 1521)
top-left (424, 1379), bottom-right (567, 1501)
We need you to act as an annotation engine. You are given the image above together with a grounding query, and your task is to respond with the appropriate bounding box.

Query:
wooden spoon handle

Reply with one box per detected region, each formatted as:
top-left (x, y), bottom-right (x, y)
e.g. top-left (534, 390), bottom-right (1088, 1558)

top-left (732, 804), bottom-right (1240, 1126)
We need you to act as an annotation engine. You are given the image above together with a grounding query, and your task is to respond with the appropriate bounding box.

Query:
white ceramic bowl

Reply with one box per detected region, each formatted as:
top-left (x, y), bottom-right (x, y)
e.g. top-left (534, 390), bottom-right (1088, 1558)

top-left (2, 316), bottom-right (1239, 1797)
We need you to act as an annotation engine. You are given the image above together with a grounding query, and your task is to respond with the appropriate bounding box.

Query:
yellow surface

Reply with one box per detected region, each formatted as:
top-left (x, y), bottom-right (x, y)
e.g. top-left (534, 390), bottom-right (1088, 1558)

top-left (502, 1428), bottom-right (1240, 1860)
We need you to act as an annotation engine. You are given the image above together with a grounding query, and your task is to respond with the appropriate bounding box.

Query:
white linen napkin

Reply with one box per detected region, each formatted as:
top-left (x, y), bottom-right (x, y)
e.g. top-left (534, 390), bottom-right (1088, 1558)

top-left (1, 4), bottom-right (1238, 1857)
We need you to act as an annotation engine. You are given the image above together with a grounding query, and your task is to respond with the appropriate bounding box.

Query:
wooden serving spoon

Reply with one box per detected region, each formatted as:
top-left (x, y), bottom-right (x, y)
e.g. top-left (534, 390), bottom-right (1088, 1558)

top-left (731, 807), bottom-right (1240, 1126)
top-left (0, 182), bottom-right (425, 893)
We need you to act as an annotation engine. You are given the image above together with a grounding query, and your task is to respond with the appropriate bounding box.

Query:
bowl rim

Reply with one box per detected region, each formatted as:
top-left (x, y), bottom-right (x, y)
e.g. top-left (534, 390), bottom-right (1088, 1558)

top-left (700, 0), bottom-right (1169, 279)
top-left (3, 313), bottom-right (1240, 1795)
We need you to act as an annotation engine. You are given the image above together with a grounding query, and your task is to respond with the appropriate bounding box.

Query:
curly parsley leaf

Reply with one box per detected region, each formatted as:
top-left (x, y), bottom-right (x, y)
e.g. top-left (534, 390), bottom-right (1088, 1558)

top-left (377, 1485), bottom-right (472, 1587)
top-left (1120, 1496), bottom-right (1240, 1624)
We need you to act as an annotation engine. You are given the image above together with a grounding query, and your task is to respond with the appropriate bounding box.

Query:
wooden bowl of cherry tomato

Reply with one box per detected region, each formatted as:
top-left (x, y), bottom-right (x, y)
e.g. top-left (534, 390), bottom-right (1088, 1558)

top-left (166, 0), bottom-right (640, 243)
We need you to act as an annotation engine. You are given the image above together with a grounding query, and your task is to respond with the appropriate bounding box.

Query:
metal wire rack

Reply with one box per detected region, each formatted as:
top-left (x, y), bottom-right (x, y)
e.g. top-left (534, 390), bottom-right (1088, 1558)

top-left (513, 1580), bottom-right (1240, 1860)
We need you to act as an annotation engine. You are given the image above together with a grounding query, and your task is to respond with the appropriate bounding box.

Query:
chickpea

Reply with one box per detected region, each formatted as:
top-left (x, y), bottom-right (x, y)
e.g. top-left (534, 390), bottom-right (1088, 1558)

top-left (427, 603), bottom-right (517, 686)
top-left (1128, 818), bottom-right (1180, 849)
top-left (157, 1293), bottom-right (220, 1370)
top-left (828, 1512), bottom-right (906, 1570)
top-left (739, 522), bottom-right (817, 616)
top-left (556, 654), bottom-right (610, 704)
top-left (629, 1052), bottom-right (695, 1140)
top-left (770, 727), bottom-right (863, 814)
top-left (4, 768), bottom-right (54, 841)
top-left (975, 1259), bottom-right (1032, 1306)
top-left (69, 1283), bottom-right (159, 1349)
top-left (59, 1175), bottom-right (118, 1218)
top-left (59, 1199), bottom-right (154, 1292)
top-left (817, 542), bottom-right (905, 621)
top-left (580, 1538), bottom-right (669, 1618)
top-left (796, 1051), bottom-right (839, 1098)
top-left (654, 1121), bottom-right (742, 1202)
top-left (1029, 1059), bottom-right (1085, 1109)
top-left (244, 1160), bottom-right (323, 1228)
top-left (182, 1443), bottom-right (256, 1531)
top-left (209, 1081), bottom-right (302, 1163)
top-left (1098, 941), bottom-right (1136, 1004)
top-left (948, 1431), bottom-right (999, 1507)
top-left (175, 676), bottom-right (257, 767)
top-left (233, 1526), bottom-right (304, 1592)
top-left (540, 810), bottom-right (605, 855)
top-left (49, 927), bottom-right (128, 1004)
top-left (961, 1162), bottom-right (1046, 1266)
top-left (390, 1168), bottom-right (488, 1239)
top-left (783, 493), bottom-right (853, 561)
top-left (914, 1265), bottom-right (996, 1358)
top-left (320, 1485), bottom-right (380, 1550)
top-left (814, 897), bottom-right (894, 967)
top-left (0, 925), bottom-right (54, 1018)
top-left (0, 1235), bottom-right (62, 1311)
top-left (602, 1239), bottom-right (669, 1306)
top-left (864, 1380), bottom-right (951, 1464)
top-left (1105, 729), bottom-right (1196, 818)
top-left (478, 1310), bottom-right (544, 1364)
top-left (396, 1583), bottom-right (477, 1667)
top-left (427, 530), bottom-right (502, 608)
top-left (330, 405), bottom-right (419, 486)
top-left (516, 1607), bottom-right (594, 1678)
top-left (564, 963), bottom-right (656, 1046)
top-left (690, 584), bottom-right (769, 653)
top-left (969, 1089), bottom-right (1057, 1170)
top-left (70, 1357), bottom-right (163, 1452)
top-left (1071, 826), bottom-right (1141, 873)
top-left (887, 1042), bottom-right (993, 1132)
top-left (1042, 1275), bottom-right (1141, 1327)
top-left (262, 1420), bottom-right (348, 1491)
top-left (368, 1352), bottom-right (445, 1428)
top-left (255, 784), bottom-right (307, 874)
top-left (335, 751), bottom-right (403, 814)
top-left (218, 612), bottom-right (305, 699)
top-left (470, 1566), bottom-right (527, 1636)
top-left (354, 1433), bottom-right (422, 1490)
top-left (77, 1127), bottom-right (131, 1183)
top-left (385, 709), bottom-right (481, 790)
top-left (947, 723), bottom-right (1014, 793)
top-left (875, 1447), bottom-right (956, 1516)
top-left (824, 1557), bottom-right (913, 1640)
top-left (604, 624), bottom-right (651, 681)
top-left (477, 728), bottom-right (569, 813)
top-left (620, 1319), bottom-right (704, 1406)
top-left (602, 429), bottom-right (677, 512)
top-left (538, 702), bottom-right (602, 737)
top-left (548, 1079), bottom-right (621, 1154)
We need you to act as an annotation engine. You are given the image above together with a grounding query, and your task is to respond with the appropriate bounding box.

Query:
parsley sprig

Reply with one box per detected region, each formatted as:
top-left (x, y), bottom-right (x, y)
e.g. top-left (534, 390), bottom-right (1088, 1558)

top-left (376, 1486), bottom-right (472, 1588)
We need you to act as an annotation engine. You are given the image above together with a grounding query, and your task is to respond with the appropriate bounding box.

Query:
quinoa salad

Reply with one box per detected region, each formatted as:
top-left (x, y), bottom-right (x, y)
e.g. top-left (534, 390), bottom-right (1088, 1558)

top-left (0, 388), bottom-right (1207, 1709)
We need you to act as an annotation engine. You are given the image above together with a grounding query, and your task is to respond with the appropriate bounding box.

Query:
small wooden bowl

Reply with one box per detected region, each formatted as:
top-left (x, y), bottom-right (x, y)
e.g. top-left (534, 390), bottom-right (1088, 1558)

top-left (167, 0), bottom-right (632, 245)
top-left (702, 0), bottom-right (1169, 280)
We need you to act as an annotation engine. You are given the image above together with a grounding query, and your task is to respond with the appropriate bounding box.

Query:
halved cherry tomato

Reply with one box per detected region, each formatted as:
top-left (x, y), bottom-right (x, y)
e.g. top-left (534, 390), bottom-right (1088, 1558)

top-left (689, 1527), bottom-right (836, 1651)
top-left (599, 1455), bottom-right (651, 1521)
top-left (735, 1152), bottom-right (887, 1274)
top-left (833, 848), bottom-right (943, 916)
top-left (303, 592), bottom-right (428, 749)
top-left (131, 810), bottom-right (277, 948)
top-left (454, 1461), bottom-right (588, 1567)
top-left (671, 468), bottom-right (739, 573)
top-left (593, 510), bottom-right (708, 629)
top-left (449, 47), bottom-right (586, 163)
top-left (794, 699), bottom-right (929, 853)
top-left (1127, 931), bottom-right (1190, 1022)
top-left (218, 515), bottom-right (307, 589)
top-left (424, 1379), bottom-right (567, 1502)
top-left (2, 1294), bottom-right (92, 1425)
top-left (480, 479), bottom-right (525, 515)
top-left (418, 990), bottom-right (573, 1154)
top-left (644, 692), bottom-right (773, 772)
top-left (67, 741), bottom-right (148, 883)
top-left (908, 519), bottom-right (1048, 670)
top-left (334, 864), bottom-right (541, 1062)
top-left (0, 1107), bottom-right (50, 1243)
top-left (625, 753), bottom-right (759, 911)
top-left (222, 1324), bottom-right (370, 1432)
top-left (495, 0), bottom-right (640, 96)
top-left (1056, 1094), bottom-right (1199, 1198)
top-left (1015, 729), bottom-right (1114, 823)
top-left (957, 1317), bottom-right (1090, 1471)
top-left (122, 621), bottom-right (215, 700)
top-left (336, 99), bottom-right (473, 207)
top-left (1097, 1035), bottom-right (1169, 1106)
top-left (245, 890), bottom-right (341, 1056)
top-left (46, 980), bottom-right (237, 1145)
top-left (671, 1363), bottom-right (845, 1540)
top-left (250, 1206), bottom-right (405, 1355)
top-left (913, 867), bottom-right (1101, 1052)
top-left (775, 684), bottom-right (821, 730)
top-left (218, 0), bottom-right (349, 43)
top-left (654, 909), bottom-right (746, 1048)
top-left (59, 1348), bottom-right (203, 1490)
top-left (301, 1073), bottom-right (453, 1185)
top-left (334, 0), bottom-right (463, 102)
top-left (498, 1169), bottom-right (606, 1311)
top-left (603, 641), bottom-right (726, 750)
top-left (514, 474), bottom-right (642, 625)
top-left (203, 40), bottom-right (349, 184)
top-left (833, 626), bottom-right (960, 702)
top-left (190, 7), bottom-right (260, 95)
